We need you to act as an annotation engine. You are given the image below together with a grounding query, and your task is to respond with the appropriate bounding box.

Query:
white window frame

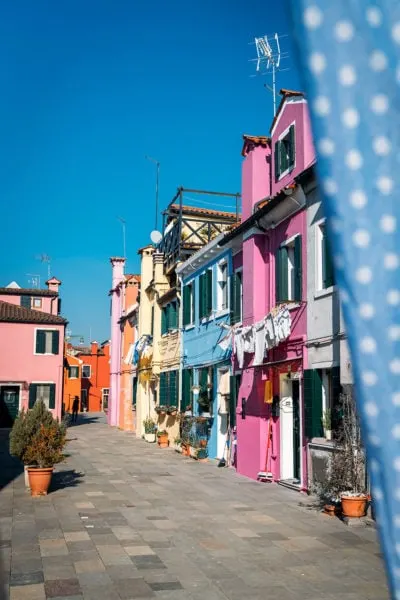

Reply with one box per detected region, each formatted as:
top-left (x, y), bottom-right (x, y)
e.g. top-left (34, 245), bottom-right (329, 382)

top-left (276, 121), bottom-right (296, 181)
top-left (69, 366), bottom-right (79, 379)
top-left (185, 281), bottom-right (195, 328)
top-left (315, 218), bottom-right (336, 296)
top-left (32, 298), bottom-right (42, 309)
top-left (0, 383), bottom-right (22, 413)
top-left (280, 235), bottom-right (299, 304)
top-left (102, 388), bottom-right (109, 408)
top-left (216, 259), bottom-right (229, 314)
top-left (234, 267), bottom-right (243, 324)
top-left (33, 327), bottom-right (59, 356)
top-left (31, 381), bottom-right (56, 409)
top-left (82, 365), bottom-right (91, 379)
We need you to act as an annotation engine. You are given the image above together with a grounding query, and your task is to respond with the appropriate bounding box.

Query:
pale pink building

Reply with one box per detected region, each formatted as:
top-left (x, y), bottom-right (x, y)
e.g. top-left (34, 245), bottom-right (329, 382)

top-left (108, 257), bottom-right (125, 427)
top-left (0, 278), bottom-right (66, 426)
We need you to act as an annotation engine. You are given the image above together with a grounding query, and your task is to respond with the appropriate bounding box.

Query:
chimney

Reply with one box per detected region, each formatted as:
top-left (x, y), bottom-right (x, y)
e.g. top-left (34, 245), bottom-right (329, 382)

top-left (46, 277), bottom-right (61, 294)
top-left (91, 341), bottom-right (98, 355)
top-left (110, 257), bottom-right (125, 290)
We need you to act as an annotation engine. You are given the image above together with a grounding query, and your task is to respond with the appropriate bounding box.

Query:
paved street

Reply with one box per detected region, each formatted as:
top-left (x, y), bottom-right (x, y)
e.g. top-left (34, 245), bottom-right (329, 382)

top-left (0, 413), bottom-right (389, 600)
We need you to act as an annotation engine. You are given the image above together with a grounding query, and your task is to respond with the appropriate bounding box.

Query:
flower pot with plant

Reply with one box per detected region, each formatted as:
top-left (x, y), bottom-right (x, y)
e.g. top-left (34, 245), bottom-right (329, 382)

top-left (155, 405), bottom-right (167, 416)
top-left (143, 417), bottom-right (157, 443)
top-left (322, 409), bottom-right (332, 441)
top-left (167, 406), bottom-right (177, 417)
top-left (157, 430), bottom-right (169, 448)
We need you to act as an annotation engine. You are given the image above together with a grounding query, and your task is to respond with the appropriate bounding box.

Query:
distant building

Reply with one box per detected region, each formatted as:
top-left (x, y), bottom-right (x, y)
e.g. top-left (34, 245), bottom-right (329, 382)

top-left (69, 341), bottom-right (110, 413)
top-left (63, 353), bottom-right (82, 414)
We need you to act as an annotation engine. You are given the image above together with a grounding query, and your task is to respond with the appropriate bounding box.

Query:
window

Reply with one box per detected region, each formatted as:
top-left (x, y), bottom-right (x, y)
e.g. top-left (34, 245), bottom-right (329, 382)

top-left (82, 365), bottom-right (91, 378)
top-left (229, 374), bottom-right (241, 428)
top-left (275, 236), bottom-right (302, 303)
top-left (102, 388), bottom-right (109, 410)
top-left (158, 370), bottom-right (178, 407)
top-left (161, 301), bottom-right (179, 335)
top-left (199, 270), bottom-right (213, 319)
top-left (217, 261), bottom-right (228, 311)
top-left (274, 124), bottom-right (295, 181)
top-left (181, 369), bottom-right (193, 411)
top-left (69, 366), bottom-right (79, 379)
top-left (304, 367), bottom-right (340, 439)
top-left (230, 270), bottom-right (243, 324)
top-left (316, 222), bottom-right (335, 290)
top-left (35, 330), bottom-right (60, 355)
top-left (29, 383), bottom-right (56, 409)
top-left (33, 298), bottom-right (42, 309)
top-left (20, 296), bottom-right (32, 309)
top-left (183, 282), bottom-right (195, 327)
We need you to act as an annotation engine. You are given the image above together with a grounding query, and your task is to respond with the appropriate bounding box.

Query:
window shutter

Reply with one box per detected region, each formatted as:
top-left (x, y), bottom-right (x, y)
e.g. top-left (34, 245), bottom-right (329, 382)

top-left (49, 384), bottom-right (56, 409)
top-left (199, 274), bottom-right (204, 319)
top-left (275, 247), bottom-right (288, 303)
top-left (169, 370), bottom-right (177, 407)
top-left (36, 330), bottom-right (46, 354)
top-left (231, 272), bottom-right (242, 324)
top-left (331, 366), bottom-right (341, 432)
top-left (183, 285), bottom-right (191, 326)
top-left (280, 138), bottom-right (288, 173)
top-left (159, 372), bottom-right (167, 405)
top-left (199, 368), bottom-right (208, 391)
top-left (294, 235), bottom-right (302, 302)
top-left (168, 302), bottom-right (177, 330)
top-left (57, 298), bottom-right (62, 315)
top-left (323, 234), bottom-right (335, 289)
top-left (288, 125), bottom-right (295, 168)
top-left (161, 307), bottom-right (167, 335)
top-left (229, 375), bottom-right (237, 428)
top-left (304, 369), bottom-right (323, 439)
top-left (274, 141), bottom-right (280, 181)
top-left (206, 270), bottom-right (213, 315)
top-left (29, 384), bottom-right (37, 409)
top-left (52, 330), bottom-right (60, 354)
top-left (132, 378), bottom-right (138, 406)
top-left (21, 296), bottom-right (31, 309)
top-left (182, 369), bottom-right (190, 411)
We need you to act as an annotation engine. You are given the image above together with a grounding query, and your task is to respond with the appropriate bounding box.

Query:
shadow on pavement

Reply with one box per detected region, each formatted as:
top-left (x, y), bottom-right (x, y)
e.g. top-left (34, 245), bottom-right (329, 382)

top-left (67, 412), bottom-right (107, 427)
top-left (50, 468), bottom-right (84, 492)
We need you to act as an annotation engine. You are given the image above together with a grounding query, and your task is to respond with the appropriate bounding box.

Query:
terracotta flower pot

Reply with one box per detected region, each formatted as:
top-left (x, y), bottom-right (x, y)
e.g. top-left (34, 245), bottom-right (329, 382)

top-left (27, 467), bottom-right (54, 497)
top-left (324, 504), bottom-right (336, 516)
top-left (157, 434), bottom-right (169, 448)
top-left (341, 495), bottom-right (367, 518)
top-left (199, 439), bottom-right (207, 448)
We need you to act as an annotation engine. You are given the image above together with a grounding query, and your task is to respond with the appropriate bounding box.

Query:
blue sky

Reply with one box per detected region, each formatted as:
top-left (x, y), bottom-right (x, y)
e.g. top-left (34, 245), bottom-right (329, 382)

top-left (0, 1), bottom-right (300, 342)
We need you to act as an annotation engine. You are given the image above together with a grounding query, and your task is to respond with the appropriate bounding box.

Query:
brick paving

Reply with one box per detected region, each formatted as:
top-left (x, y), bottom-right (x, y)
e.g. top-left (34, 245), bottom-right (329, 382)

top-left (0, 413), bottom-right (390, 599)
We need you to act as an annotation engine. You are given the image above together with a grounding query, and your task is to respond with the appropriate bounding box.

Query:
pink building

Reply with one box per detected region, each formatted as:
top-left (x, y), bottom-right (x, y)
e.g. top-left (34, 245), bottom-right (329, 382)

top-left (0, 278), bottom-right (66, 426)
top-left (221, 90), bottom-right (315, 490)
top-left (108, 257), bottom-right (125, 427)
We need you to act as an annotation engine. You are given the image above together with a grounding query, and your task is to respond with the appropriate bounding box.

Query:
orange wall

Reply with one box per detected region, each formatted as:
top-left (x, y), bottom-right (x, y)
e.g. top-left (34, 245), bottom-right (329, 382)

top-left (63, 355), bottom-right (81, 413)
top-left (78, 342), bottom-right (110, 412)
top-left (118, 277), bottom-right (139, 430)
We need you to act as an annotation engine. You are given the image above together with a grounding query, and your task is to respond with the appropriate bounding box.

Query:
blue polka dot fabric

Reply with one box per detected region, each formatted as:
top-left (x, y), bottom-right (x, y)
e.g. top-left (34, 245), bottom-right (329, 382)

top-left (286, 1), bottom-right (400, 596)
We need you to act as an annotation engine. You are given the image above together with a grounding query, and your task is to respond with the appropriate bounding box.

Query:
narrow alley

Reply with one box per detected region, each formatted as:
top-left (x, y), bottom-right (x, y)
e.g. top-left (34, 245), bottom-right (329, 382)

top-left (1, 415), bottom-right (389, 600)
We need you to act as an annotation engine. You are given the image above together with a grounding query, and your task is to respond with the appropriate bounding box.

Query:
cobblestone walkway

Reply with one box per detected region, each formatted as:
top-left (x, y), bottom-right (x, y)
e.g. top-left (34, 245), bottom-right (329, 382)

top-left (0, 413), bottom-right (390, 599)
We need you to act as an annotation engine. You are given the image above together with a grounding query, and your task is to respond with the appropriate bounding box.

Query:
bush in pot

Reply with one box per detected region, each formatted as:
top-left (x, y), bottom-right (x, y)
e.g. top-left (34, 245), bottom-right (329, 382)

top-left (157, 429), bottom-right (169, 448)
top-left (143, 417), bottom-right (156, 443)
top-left (24, 421), bottom-right (66, 496)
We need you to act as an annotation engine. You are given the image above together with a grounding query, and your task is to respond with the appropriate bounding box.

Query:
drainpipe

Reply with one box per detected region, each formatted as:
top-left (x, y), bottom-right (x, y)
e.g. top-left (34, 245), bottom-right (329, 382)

top-left (177, 273), bottom-right (183, 412)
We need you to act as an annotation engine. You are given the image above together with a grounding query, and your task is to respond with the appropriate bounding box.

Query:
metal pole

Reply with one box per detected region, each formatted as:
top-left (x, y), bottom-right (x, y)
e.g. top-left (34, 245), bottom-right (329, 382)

top-left (272, 63), bottom-right (276, 116)
top-left (155, 161), bottom-right (160, 231)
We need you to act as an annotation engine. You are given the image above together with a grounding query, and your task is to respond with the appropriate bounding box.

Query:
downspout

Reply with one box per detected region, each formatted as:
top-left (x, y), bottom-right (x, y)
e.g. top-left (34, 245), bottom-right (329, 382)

top-left (177, 273), bottom-right (183, 412)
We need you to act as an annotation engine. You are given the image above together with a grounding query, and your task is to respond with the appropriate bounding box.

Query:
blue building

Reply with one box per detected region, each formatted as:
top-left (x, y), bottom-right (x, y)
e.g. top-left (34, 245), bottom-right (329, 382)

top-left (176, 234), bottom-right (241, 460)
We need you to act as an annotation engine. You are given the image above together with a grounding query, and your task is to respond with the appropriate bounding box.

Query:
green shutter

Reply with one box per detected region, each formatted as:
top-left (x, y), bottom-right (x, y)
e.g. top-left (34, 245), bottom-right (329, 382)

top-left (323, 233), bottom-right (335, 288)
top-left (182, 369), bottom-right (190, 411)
top-left (29, 384), bottom-right (37, 408)
top-left (274, 141), bottom-right (280, 181)
top-left (199, 368), bottom-right (208, 391)
top-left (168, 302), bottom-right (177, 330)
top-left (159, 372), bottom-right (167, 405)
top-left (169, 370), bottom-right (177, 407)
top-left (275, 247), bottom-right (288, 303)
top-left (161, 307), bottom-right (167, 335)
top-left (331, 366), bottom-right (341, 432)
top-left (304, 369), bottom-right (323, 439)
top-left (206, 269), bottom-right (213, 315)
top-left (199, 273), bottom-right (207, 319)
top-left (229, 375), bottom-right (237, 428)
top-left (231, 271), bottom-right (242, 324)
top-left (49, 384), bottom-right (56, 409)
top-left (36, 330), bottom-right (46, 354)
top-left (21, 296), bottom-right (31, 308)
top-left (288, 125), bottom-right (295, 168)
top-left (132, 378), bottom-right (138, 406)
top-left (280, 138), bottom-right (288, 173)
top-left (52, 330), bottom-right (60, 354)
top-left (294, 235), bottom-right (302, 302)
top-left (183, 285), bottom-right (191, 326)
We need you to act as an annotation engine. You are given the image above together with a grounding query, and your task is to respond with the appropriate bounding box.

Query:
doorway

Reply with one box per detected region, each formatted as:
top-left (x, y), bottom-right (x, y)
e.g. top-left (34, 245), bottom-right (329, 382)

top-left (81, 389), bottom-right (88, 412)
top-left (217, 368), bottom-right (229, 459)
top-left (0, 386), bottom-right (20, 427)
top-left (280, 375), bottom-right (301, 485)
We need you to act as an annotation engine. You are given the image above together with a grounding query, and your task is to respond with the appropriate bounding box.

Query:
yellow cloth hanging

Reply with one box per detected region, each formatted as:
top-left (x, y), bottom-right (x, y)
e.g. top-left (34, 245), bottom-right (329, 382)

top-left (264, 380), bottom-right (273, 404)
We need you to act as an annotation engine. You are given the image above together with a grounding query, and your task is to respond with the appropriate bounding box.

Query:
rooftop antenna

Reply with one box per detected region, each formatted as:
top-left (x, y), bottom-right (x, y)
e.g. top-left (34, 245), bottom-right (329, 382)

top-left (145, 155), bottom-right (160, 231)
top-left (36, 254), bottom-right (51, 279)
top-left (26, 273), bottom-right (41, 288)
top-left (252, 33), bottom-right (288, 116)
top-left (117, 217), bottom-right (126, 258)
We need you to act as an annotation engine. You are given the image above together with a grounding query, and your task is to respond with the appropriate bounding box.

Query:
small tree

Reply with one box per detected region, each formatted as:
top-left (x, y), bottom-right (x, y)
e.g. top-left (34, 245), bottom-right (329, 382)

top-left (24, 422), bottom-right (66, 468)
top-left (10, 400), bottom-right (60, 465)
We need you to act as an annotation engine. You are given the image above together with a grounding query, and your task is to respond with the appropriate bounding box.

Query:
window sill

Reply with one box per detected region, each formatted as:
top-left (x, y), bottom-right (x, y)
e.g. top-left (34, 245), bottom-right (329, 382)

top-left (314, 285), bottom-right (337, 300)
top-left (277, 165), bottom-right (295, 181)
top-left (34, 352), bottom-right (57, 356)
top-left (184, 324), bottom-right (195, 331)
top-left (308, 438), bottom-right (336, 449)
top-left (214, 308), bottom-right (230, 319)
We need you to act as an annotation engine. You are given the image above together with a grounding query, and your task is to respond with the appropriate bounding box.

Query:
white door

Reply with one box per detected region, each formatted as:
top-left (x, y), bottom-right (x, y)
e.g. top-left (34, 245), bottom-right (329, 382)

top-left (280, 375), bottom-right (294, 480)
top-left (217, 369), bottom-right (229, 458)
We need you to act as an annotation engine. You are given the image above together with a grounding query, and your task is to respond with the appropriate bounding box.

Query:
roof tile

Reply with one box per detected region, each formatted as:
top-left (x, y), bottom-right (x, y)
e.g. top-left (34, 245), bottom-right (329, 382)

top-left (0, 301), bottom-right (67, 325)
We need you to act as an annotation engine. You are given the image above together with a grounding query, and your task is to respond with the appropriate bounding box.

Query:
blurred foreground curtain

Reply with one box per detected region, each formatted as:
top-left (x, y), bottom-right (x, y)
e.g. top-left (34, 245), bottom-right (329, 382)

top-left (286, 1), bottom-right (400, 597)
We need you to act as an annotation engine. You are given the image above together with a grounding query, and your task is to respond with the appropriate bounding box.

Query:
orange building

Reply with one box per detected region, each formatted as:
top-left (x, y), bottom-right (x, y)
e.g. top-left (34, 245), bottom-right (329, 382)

top-left (74, 341), bottom-right (110, 412)
top-left (63, 353), bottom-right (82, 413)
top-left (118, 275), bottom-right (140, 431)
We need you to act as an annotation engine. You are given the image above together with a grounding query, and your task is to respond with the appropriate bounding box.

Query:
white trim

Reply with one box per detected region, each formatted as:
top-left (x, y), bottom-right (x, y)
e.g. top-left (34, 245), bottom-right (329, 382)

top-left (278, 120), bottom-right (295, 142)
top-left (314, 286), bottom-right (337, 300)
top-left (311, 361), bottom-right (339, 369)
top-left (68, 365), bottom-right (79, 379)
top-left (0, 383), bottom-right (22, 413)
top-left (32, 298), bottom-right (42, 309)
top-left (31, 380), bottom-right (55, 383)
top-left (270, 97), bottom-right (306, 137)
top-left (281, 233), bottom-right (300, 247)
top-left (216, 259), bottom-right (228, 313)
top-left (33, 327), bottom-right (60, 356)
top-left (82, 364), bottom-right (92, 378)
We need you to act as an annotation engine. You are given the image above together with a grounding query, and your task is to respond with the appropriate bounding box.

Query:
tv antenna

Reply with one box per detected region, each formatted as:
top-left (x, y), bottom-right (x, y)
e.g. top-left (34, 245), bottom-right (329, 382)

top-left (251, 33), bottom-right (288, 116)
top-left (36, 254), bottom-right (51, 279)
top-left (26, 273), bottom-right (41, 288)
top-left (145, 155), bottom-right (160, 231)
top-left (65, 329), bottom-right (85, 344)
top-left (117, 217), bottom-right (126, 258)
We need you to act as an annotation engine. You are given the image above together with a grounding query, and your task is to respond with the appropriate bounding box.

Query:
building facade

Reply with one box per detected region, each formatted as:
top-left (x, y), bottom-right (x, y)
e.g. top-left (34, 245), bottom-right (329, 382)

top-left (70, 341), bottom-right (110, 413)
top-left (63, 353), bottom-right (82, 413)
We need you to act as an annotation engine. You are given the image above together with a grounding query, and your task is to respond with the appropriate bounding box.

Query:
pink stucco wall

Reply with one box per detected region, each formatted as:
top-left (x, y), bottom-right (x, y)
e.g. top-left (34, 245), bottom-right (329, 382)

top-left (0, 294), bottom-right (56, 314)
top-left (241, 145), bottom-right (271, 221)
top-left (109, 258), bottom-right (125, 427)
top-left (0, 322), bottom-right (64, 420)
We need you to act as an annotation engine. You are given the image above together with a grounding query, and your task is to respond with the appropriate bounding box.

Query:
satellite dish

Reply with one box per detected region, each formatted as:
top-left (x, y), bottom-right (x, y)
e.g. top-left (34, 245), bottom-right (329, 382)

top-left (150, 230), bottom-right (162, 244)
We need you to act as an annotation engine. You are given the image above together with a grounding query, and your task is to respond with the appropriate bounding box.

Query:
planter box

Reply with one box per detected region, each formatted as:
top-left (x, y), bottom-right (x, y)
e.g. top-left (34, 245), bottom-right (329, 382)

top-left (144, 433), bottom-right (156, 443)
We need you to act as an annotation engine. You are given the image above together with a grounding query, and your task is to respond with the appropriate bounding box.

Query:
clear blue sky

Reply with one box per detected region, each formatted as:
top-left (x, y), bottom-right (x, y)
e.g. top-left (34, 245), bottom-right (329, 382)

top-left (0, 1), bottom-right (300, 342)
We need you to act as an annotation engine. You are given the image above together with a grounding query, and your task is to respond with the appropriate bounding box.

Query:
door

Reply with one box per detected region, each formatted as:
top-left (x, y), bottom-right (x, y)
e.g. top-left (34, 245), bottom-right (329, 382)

top-left (292, 380), bottom-right (301, 482)
top-left (217, 369), bottom-right (229, 458)
top-left (81, 389), bottom-right (88, 412)
top-left (0, 386), bottom-right (20, 427)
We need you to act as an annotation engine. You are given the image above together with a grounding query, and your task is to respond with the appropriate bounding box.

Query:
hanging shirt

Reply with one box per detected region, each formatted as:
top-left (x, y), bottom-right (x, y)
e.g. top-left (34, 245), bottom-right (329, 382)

top-left (254, 320), bottom-right (266, 366)
top-left (242, 325), bottom-right (255, 354)
top-left (265, 315), bottom-right (276, 349)
top-left (234, 327), bottom-right (244, 368)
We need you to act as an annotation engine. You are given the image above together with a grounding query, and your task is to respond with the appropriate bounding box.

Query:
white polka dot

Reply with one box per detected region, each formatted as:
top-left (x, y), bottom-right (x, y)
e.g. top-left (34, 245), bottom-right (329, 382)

top-left (359, 303), bottom-right (375, 319)
top-left (369, 459), bottom-right (380, 473)
top-left (396, 488), bottom-right (400, 501)
top-left (393, 393), bottom-right (400, 406)
top-left (309, 52), bottom-right (326, 74)
top-left (369, 50), bottom-right (388, 71)
top-left (323, 178), bottom-right (338, 196)
top-left (335, 20), bottom-right (354, 41)
top-left (397, 63), bottom-right (400, 84)
top-left (367, 7), bottom-right (382, 27)
top-left (339, 65), bottom-right (357, 86)
top-left (356, 267), bottom-right (372, 284)
top-left (371, 94), bottom-right (389, 114)
top-left (384, 253), bottom-right (399, 270)
top-left (360, 337), bottom-right (376, 353)
top-left (330, 217), bottom-right (342, 233)
top-left (377, 176), bottom-right (394, 194)
top-left (392, 22), bottom-right (400, 44)
top-left (340, 289), bottom-right (349, 304)
top-left (346, 149), bottom-right (363, 170)
top-left (350, 190), bottom-right (367, 209)
top-left (373, 136), bottom-right (392, 156)
top-left (362, 371), bottom-right (378, 386)
top-left (373, 487), bottom-right (383, 501)
top-left (334, 255), bottom-right (344, 269)
top-left (394, 457), bottom-right (400, 471)
top-left (342, 108), bottom-right (360, 129)
top-left (392, 424), bottom-right (400, 439)
top-left (389, 326), bottom-right (400, 341)
top-left (380, 214), bottom-right (396, 233)
top-left (365, 401), bottom-right (378, 416)
top-left (304, 6), bottom-right (323, 29)
top-left (369, 434), bottom-right (381, 446)
top-left (352, 229), bottom-right (370, 248)
top-left (388, 290), bottom-right (400, 306)
top-left (314, 96), bottom-right (331, 116)
top-left (318, 138), bottom-right (335, 156)
top-left (394, 514), bottom-right (400, 527)
top-left (390, 359), bottom-right (400, 374)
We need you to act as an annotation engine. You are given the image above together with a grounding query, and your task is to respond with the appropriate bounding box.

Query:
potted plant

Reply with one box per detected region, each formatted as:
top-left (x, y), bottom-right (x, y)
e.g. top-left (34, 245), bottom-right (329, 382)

top-left (173, 436), bottom-right (182, 452)
top-left (198, 390), bottom-right (211, 416)
top-left (325, 391), bottom-right (367, 518)
top-left (167, 406), bottom-right (177, 416)
top-left (322, 409), bottom-right (332, 441)
top-left (143, 417), bottom-right (157, 443)
top-left (157, 430), bottom-right (169, 448)
top-left (155, 405), bottom-right (167, 415)
top-left (24, 421), bottom-right (66, 496)
top-left (184, 404), bottom-right (192, 416)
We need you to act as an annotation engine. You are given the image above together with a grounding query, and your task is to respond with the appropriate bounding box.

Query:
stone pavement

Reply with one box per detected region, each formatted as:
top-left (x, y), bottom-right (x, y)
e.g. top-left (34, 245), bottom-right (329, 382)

top-left (0, 413), bottom-right (390, 600)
